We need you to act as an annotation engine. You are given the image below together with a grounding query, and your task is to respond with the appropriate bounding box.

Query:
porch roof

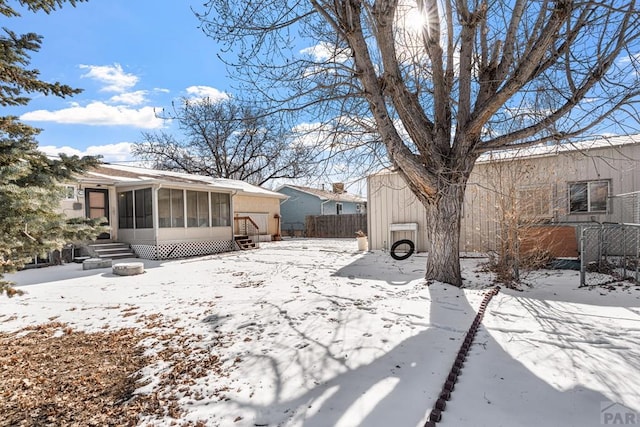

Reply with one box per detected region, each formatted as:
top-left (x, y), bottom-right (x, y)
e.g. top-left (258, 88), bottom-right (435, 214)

top-left (77, 164), bottom-right (288, 199)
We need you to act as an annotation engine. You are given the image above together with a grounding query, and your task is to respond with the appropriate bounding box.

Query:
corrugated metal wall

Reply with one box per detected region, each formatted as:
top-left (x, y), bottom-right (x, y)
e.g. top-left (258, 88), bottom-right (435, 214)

top-left (367, 172), bottom-right (428, 251)
top-left (368, 142), bottom-right (640, 253)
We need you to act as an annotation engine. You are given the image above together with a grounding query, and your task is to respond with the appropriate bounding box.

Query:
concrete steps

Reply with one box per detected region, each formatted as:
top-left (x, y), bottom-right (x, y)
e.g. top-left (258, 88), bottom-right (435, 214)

top-left (88, 241), bottom-right (138, 259)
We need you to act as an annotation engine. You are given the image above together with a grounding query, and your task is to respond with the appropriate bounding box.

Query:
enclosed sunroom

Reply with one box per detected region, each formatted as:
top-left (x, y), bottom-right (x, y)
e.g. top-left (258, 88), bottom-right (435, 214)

top-left (61, 164), bottom-right (287, 259)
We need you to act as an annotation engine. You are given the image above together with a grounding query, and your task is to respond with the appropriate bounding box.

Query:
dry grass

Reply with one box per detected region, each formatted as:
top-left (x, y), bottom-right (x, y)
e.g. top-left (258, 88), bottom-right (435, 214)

top-left (0, 323), bottom-right (164, 426)
top-left (0, 320), bottom-right (225, 426)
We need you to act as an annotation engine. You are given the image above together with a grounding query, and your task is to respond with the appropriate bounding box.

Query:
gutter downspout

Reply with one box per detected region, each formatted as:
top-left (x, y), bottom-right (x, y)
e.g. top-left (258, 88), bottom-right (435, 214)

top-left (320, 199), bottom-right (331, 215)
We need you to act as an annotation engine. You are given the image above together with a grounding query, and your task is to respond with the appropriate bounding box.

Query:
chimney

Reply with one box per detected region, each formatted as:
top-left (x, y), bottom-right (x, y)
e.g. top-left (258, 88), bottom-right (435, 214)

top-left (332, 183), bottom-right (345, 194)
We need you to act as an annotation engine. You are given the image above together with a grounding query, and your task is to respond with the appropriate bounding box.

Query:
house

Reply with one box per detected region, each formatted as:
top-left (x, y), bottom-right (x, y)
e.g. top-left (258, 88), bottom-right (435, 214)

top-left (276, 184), bottom-right (367, 236)
top-left (367, 135), bottom-right (640, 254)
top-left (59, 164), bottom-right (288, 260)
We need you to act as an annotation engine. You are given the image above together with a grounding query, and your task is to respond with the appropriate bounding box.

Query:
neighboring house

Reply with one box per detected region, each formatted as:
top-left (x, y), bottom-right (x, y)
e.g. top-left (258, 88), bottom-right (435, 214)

top-left (368, 134), bottom-right (640, 254)
top-left (276, 184), bottom-right (367, 236)
top-left (59, 164), bottom-right (288, 260)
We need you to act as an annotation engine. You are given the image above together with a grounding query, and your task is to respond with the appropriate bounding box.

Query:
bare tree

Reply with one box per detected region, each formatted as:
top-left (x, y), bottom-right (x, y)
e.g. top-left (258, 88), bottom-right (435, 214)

top-left (481, 153), bottom-right (553, 286)
top-left (132, 97), bottom-right (317, 186)
top-left (196, 0), bottom-right (640, 286)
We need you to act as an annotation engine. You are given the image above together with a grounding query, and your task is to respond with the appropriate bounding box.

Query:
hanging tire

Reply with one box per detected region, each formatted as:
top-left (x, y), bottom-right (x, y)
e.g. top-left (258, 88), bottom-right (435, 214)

top-left (390, 239), bottom-right (415, 260)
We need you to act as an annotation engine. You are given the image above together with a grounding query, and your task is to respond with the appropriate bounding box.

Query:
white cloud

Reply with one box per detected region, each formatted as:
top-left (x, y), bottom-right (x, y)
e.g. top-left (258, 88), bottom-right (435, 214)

top-left (20, 101), bottom-right (165, 129)
top-left (39, 142), bottom-right (136, 163)
top-left (109, 90), bottom-right (148, 105)
top-left (80, 64), bottom-right (139, 93)
top-left (618, 53), bottom-right (640, 64)
top-left (300, 42), bottom-right (351, 63)
top-left (290, 121), bottom-right (337, 148)
top-left (185, 86), bottom-right (229, 102)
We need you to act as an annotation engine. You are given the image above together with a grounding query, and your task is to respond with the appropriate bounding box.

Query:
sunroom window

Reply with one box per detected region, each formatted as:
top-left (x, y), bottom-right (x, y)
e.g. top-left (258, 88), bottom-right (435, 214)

top-left (118, 191), bottom-right (134, 229)
top-left (118, 188), bottom-right (153, 229)
top-left (158, 188), bottom-right (185, 227)
top-left (187, 190), bottom-right (210, 227)
top-left (211, 193), bottom-right (230, 226)
top-left (135, 188), bottom-right (153, 229)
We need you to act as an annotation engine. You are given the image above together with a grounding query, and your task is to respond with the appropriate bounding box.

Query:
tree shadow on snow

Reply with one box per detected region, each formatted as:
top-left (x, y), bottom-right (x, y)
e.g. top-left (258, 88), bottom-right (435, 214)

top-left (201, 280), bottom-right (616, 426)
top-left (484, 294), bottom-right (640, 416)
top-left (332, 251), bottom-right (427, 286)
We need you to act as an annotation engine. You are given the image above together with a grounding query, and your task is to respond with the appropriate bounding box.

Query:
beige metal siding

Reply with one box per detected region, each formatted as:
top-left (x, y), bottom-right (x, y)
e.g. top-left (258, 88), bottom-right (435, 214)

top-left (367, 172), bottom-right (428, 252)
top-left (233, 195), bottom-right (282, 237)
top-left (368, 142), bottom-right (640, 253)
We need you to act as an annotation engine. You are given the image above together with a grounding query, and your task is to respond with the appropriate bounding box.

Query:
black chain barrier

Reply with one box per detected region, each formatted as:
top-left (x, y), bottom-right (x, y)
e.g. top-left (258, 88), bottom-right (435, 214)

top-left (424, 286), bottom-right (501, 427)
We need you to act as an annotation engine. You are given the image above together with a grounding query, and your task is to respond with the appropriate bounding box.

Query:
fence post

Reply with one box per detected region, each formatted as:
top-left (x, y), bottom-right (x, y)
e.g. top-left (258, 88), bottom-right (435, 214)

top-left (623, 224), bottom-right (627, 279)
top-left (636, 226), bottom-right (640, 283)
top-left (580, 226), bottom-right (586, 287)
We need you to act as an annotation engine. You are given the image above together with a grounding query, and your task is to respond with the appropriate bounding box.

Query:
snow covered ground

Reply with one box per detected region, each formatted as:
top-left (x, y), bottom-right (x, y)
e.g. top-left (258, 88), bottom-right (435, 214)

top-left (1, 238), bottom-right (639, 427)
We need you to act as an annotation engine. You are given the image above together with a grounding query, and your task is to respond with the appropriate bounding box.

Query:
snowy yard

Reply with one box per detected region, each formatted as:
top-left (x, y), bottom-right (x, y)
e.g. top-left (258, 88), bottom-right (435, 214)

top-left (1, 238), bottom-right (639, 427)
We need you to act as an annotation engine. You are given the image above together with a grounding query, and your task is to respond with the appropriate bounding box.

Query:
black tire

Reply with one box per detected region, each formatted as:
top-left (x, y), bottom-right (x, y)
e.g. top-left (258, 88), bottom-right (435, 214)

top-left (390, 239), bottom-right (415, 260)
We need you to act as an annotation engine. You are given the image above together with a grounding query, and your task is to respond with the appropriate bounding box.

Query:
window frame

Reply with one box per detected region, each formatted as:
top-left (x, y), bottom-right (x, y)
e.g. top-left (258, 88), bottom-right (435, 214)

top-left (211, 192), bottom-right (231, 227)
top-left (134, 188), bottom-right (153, 229)
top-left (118, 188), bottom-right (153, 230)
top-left (117, 191), bottom-right (134, 229)
top-left (134, 188), bottom-right (232, 229)
top-left (158, 188), bottom-right (185, 228)
top-left (63, 185), bottom-right (77, 201)
top-left (186, 190), bottom-right (211, 228)
top-left (568, 180), bottom-right (610, 214)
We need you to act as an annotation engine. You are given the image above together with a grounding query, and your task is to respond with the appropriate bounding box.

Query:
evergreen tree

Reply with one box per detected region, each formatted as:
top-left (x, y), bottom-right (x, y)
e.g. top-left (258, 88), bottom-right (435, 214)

top-left (1, 0), bottom-right (102, 296)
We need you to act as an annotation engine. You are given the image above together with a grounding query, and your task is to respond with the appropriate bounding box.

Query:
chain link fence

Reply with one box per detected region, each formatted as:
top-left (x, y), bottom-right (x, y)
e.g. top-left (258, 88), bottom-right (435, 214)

top-left (617, 191), bottom-right (640, 224)
top-left (579, 223), bottom-right (640, 287)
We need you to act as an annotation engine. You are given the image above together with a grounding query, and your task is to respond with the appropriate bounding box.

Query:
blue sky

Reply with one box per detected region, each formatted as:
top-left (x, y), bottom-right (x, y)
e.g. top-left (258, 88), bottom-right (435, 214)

top-left (6, 0), bottom-right (232, 163)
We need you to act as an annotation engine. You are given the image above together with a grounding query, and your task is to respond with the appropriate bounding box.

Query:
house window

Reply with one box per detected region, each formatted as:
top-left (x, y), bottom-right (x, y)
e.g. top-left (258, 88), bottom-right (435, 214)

top-left (135, 188), bottom-right (153, 229)
top-left (211, 192), bottom-right (230, 226)
top-left (336, 203), bottom-right (343, 215)
top-left (118, 189), bottom-right (153, 229)
top-left (569, 180), bottom-right (609, 213)
top-left (187, 190), bottom-right (210, 227)
top-left (63, 185), bottom-right (76, 200)
top-left (118, 191), bottom-right (134, 229)
top-left (518, 186), bottom-right (552, 217)
top-left (158, 188), bottom-right (185, 227)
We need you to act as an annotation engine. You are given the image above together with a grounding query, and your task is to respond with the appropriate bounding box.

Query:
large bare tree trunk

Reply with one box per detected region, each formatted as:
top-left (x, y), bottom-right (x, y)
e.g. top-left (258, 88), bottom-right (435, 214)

top-left (199, 0), bottom-right (640, 287)
top-left (424, 180), bottom-right (466, 286)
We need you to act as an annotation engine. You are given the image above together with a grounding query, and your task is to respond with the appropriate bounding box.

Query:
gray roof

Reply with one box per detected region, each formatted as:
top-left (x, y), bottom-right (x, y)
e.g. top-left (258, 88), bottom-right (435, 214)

top-left (372, 134), bottom-right (640, 176)
top-left (277, 184), bottom-right (366, 203)
top-left (76, 164), bottom-right (288, 199)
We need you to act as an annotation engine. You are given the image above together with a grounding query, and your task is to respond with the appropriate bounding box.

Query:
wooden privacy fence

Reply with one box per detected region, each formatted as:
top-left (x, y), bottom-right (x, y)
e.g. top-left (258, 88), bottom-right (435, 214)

top-left (305, 214), bottom-right (368, 238)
